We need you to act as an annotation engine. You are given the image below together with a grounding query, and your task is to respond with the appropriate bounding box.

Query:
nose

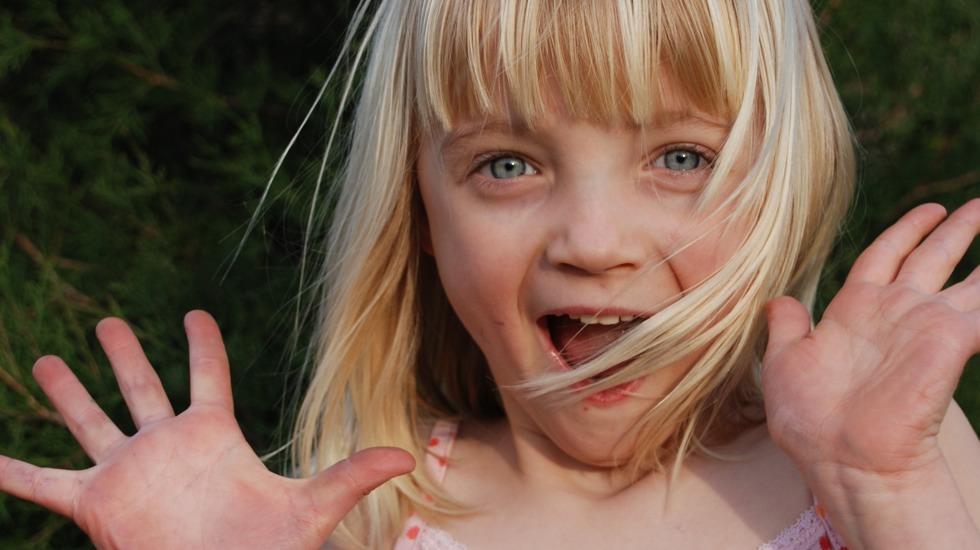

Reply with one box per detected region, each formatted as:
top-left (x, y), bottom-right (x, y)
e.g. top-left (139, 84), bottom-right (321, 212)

top-left (544, 189), bottom-right (651, 275)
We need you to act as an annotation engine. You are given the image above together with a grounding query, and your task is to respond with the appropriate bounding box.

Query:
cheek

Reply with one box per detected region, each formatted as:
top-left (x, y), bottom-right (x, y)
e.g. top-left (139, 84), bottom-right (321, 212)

top-left (417, 162), bottom-right (537, 359)
top-left (425, 204), bottom-right (527, 344)
top-left (663, 211), bottom-right (751, 289)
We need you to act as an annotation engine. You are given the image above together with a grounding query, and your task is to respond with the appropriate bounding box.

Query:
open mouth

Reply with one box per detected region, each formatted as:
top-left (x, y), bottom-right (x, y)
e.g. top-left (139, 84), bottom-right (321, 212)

top-left (541, 313), bottom-right (647, 381)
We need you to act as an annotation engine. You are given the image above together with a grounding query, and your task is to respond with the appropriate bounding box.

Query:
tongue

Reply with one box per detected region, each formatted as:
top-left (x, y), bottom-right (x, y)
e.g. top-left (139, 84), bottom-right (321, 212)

top-left (550, 316), bottom-right (637, 366)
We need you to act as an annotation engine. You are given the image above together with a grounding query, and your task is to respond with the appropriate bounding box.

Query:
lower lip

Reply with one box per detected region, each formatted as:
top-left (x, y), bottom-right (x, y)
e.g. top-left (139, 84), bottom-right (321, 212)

top-left (581, 376), bottom-right (643, 406)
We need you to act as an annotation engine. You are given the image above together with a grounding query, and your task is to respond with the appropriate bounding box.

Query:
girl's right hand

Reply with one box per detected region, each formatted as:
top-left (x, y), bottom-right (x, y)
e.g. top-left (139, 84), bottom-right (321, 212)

top-left (0, 310), bottom-right (414, 549)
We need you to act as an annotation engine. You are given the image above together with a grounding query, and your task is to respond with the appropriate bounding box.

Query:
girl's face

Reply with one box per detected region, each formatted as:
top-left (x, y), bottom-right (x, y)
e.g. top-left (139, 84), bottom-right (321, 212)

top-left (416, 100), bottom-right (746, 467)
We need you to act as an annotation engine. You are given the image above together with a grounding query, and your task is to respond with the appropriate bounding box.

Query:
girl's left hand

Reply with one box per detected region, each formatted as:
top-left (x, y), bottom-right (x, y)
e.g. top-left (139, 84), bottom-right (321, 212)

top-left (760, 200), bottom-right (980, 540)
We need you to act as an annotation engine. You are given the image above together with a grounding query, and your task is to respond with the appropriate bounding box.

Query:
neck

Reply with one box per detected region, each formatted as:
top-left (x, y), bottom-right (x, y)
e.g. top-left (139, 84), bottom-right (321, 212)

top-left (475, 403), bottom-right (653, 499)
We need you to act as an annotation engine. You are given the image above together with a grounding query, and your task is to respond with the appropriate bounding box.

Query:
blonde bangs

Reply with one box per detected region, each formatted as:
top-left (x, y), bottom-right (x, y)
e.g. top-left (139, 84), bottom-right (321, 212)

top-left (414, 0), bottom-right (742, 132)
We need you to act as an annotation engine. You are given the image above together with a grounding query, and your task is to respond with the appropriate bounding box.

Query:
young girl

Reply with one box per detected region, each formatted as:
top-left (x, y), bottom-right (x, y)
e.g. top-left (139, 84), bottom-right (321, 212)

top-left (2, 1), bottom-right (979, 548)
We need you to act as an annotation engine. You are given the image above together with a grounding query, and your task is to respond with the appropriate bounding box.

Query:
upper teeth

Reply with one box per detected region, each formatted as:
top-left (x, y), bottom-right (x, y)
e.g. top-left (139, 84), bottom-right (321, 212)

top-left (566, 314), bottom-right (635, 325)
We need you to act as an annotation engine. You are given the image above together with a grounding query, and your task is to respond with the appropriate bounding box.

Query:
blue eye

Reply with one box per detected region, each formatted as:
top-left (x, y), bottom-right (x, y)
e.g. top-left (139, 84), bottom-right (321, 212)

top-left (653, 148), bottom-right (711, 172)
top-left (483, 155), bottom-right (537, 179)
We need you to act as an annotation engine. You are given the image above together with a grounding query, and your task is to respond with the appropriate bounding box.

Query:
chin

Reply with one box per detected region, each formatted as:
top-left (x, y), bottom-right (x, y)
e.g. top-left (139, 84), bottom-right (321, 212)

top-left (536, 403), bottom-right (649, 468)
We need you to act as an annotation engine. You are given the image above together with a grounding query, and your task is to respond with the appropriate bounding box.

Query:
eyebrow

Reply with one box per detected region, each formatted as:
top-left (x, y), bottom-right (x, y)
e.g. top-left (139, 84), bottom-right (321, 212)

top-left (439, 110), bottom-right (729, 155)
top-left (440, 120), bottom-right (531, 155)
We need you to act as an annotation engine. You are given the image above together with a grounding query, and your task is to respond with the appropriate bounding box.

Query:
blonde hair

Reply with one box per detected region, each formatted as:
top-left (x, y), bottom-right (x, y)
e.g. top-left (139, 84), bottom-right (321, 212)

top-left (287, 1), bottom-right (854, 547)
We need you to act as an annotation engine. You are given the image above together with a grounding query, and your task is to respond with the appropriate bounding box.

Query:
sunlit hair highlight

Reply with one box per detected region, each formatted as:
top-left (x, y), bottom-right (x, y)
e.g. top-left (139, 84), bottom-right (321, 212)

top-left (286, 1), bottom-right (855, 547)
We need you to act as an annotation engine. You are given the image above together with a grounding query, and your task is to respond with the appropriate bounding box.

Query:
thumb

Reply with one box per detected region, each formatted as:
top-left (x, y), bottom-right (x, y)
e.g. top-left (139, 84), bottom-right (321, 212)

top-left (764, 296), bottom-right (812, 360)
top-left (305, 447), bottom-right (415, 527)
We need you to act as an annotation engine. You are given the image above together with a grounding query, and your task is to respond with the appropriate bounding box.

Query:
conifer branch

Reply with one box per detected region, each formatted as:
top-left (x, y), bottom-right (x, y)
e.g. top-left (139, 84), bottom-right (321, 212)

top-left (0, 364), bottom-right (64, 426)
top-left (13, 233), bottom-right (92, 271)
top-left (17, 30), bottom-right (180, 90)
top-left (895, 170), bottom-right (980, 212)
top-left (30, 37), bottom-right (68, 51)
top-left (116, 59), bottom-right (179, 89)
top-left (14, 234), bottom-right (97, 308)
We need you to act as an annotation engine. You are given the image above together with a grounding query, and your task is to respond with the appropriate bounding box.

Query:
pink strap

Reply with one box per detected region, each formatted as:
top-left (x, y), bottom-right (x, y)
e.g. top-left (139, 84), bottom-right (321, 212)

top-left (394, 420), bottom-right (459, 549)
top-left (812, 503), bottom-right (848, 549)
top-left (424, 420), bottom-right (458, 482)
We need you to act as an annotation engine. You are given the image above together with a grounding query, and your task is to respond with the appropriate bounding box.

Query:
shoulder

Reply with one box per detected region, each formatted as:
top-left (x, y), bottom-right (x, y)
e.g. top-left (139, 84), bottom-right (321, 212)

top-left (436, 418), bottom-right (519, 504)
top-left (939, 400), bottom-right (980, 527)
top-left (702, 422), bottom-right (809, 486)
top-left (689, 423), bottom-right (815, 541)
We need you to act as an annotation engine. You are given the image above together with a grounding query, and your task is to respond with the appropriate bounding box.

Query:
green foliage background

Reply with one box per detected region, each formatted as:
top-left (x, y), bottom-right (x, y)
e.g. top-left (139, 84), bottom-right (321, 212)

top-left (0, 1), bottom-right (977, 547)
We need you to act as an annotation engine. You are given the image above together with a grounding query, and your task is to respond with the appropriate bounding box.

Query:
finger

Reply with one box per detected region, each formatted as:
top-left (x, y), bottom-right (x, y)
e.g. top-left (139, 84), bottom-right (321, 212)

top-left (32, 357), bottom-right (126, 463)
top-left (96, 318), bottom-right (175, 428)
top-left (895, 199), bottom-right (980, 292)
top-left (0, 455), bottom-right (80, 518)
top-left (763, 296), bottom-right (812, 361)
top-left (185, 310), bottom-right (233, 411)
top-left (942, 262), bottom-right (980, 310)
top-left (846, 203), bottom-right (948, 286)
top-left (304, 447), bottom-right (415, 527)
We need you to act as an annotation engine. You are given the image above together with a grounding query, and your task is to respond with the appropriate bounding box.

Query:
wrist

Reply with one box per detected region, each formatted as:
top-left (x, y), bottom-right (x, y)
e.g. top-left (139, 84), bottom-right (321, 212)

top-left (805, 459), bottom-right (980, 549)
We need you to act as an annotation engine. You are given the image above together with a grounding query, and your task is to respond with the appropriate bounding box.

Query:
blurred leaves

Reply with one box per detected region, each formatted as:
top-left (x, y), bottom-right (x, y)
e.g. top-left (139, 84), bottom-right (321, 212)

top-left (0, 1), bottom-right (355, 546)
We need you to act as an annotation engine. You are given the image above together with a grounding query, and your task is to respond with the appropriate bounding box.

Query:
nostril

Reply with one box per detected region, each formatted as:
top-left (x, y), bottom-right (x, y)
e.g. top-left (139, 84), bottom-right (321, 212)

top-left (556, 261), bottom-right (636, 277)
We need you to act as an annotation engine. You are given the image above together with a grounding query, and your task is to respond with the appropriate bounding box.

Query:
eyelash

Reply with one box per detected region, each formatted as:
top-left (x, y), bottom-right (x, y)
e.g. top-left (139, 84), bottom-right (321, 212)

top-left (468, 144), bottom-right (716, 189)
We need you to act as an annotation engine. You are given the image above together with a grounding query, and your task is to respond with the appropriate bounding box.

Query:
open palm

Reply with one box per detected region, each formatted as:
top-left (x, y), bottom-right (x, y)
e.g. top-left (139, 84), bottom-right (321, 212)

top-left (0, 311), bottom-right (414, 549)
top-left (762, 201), bottom-right (980, 479)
